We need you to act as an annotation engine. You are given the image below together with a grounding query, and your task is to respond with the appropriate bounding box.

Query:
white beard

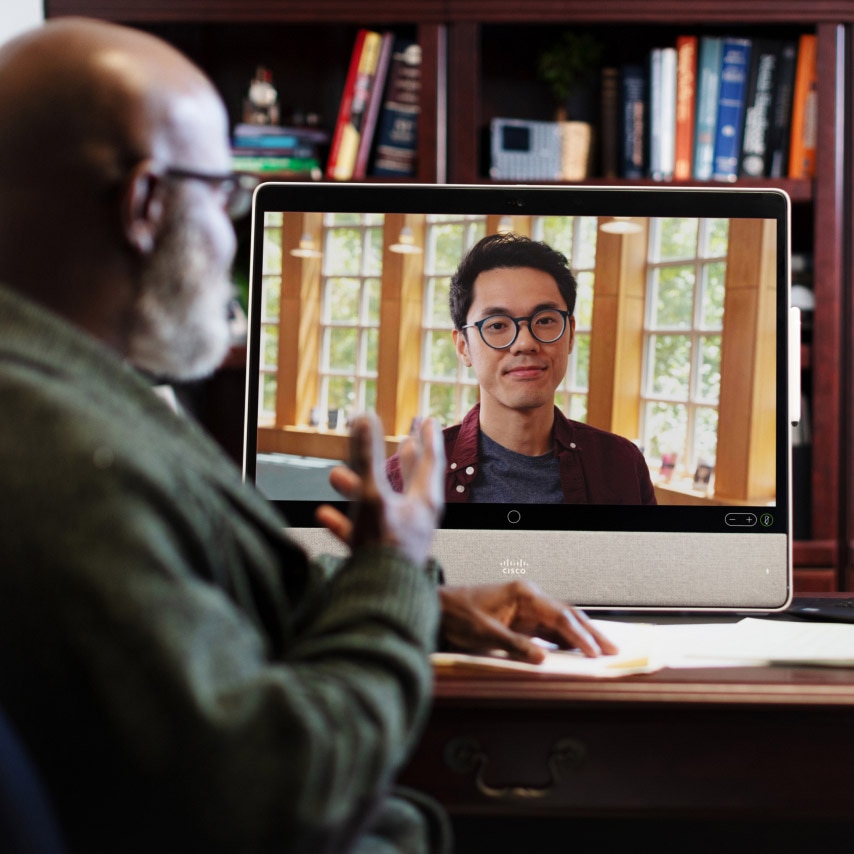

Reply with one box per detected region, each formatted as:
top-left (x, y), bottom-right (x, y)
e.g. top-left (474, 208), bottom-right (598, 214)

top-left (127, 201), bottom-right (233, 381)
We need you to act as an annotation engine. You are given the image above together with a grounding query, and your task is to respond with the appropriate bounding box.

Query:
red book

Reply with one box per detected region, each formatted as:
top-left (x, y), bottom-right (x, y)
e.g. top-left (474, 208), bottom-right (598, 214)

top-left (674, 35), bottom-right (697, 180)
top-left (325, 29), bottom-right (383, 181)
top-left (787, 33), bottom-right (817, 179)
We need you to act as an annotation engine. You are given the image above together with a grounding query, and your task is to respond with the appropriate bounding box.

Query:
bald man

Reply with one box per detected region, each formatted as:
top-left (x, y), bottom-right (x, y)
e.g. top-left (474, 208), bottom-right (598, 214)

top-left (0, 17), bottom-right (613, 853)
top-left (0, 18), bottom-right (450, 853)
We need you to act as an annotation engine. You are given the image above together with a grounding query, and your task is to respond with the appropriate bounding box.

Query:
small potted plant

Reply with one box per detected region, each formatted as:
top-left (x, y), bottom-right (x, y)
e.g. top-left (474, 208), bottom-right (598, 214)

top-left (537, 31), bottom-right (603, 122)
top-left (537, 31), bottom-right (603, 180)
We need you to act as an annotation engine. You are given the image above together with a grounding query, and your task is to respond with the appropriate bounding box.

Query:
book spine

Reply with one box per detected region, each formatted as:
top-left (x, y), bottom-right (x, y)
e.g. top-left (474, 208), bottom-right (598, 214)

top-left (233, 123), bottom-right (329, 145)
top-left (657, 46), bottom-right (678, 180)
top-left (372, 40), bottom-right (422, 177)
top-left (232, 144), bottom-right (317, 158)
top-left (739, 40), bottom-right (782, 178)
top-left (788, 33), bottom-right (818, 179)
top-left (692, 36), bottom-right (723, 180)
top-left (766, 41), bottom-right (798, 178)
top-left (712, 37), bottom-right (752, 182)
top-left (353, 30), bottom-right (395, 179)
top-left (674, 35), bottom-right (697, 180)
top-left (233, 135), bottom-right (305, 149)
top-left (325, 29), bottom-right (382, 181)
top-left (231, 154), bottom-right (322, 174)
top-left (619, 64), bottom-right (646, 179)
top-left (647, 48), bottom-right (663, 179)
top-left (599, 66), bottom-right (620, 179)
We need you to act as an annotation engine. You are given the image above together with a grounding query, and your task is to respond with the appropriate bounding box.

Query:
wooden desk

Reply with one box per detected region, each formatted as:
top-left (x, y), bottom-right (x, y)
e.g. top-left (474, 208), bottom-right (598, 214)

top-left (401, 661), bottom-right (854, 851)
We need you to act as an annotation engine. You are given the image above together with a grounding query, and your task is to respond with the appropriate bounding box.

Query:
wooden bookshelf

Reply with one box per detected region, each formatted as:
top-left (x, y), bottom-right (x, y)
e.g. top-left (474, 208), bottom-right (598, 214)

top-left (45, 0), bottom-right (853, 590)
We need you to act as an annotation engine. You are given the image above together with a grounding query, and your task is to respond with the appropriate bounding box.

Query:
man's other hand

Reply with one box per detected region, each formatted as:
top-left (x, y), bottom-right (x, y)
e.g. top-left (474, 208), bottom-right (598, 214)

top-left (438, 581), bottom-right (618, 663)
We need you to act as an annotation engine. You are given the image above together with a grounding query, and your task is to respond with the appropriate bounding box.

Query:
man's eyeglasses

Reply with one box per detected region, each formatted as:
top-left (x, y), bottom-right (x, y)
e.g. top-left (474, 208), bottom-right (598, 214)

top-left (163, 167), bottom-right (260, 220)
top-left (462, 308), bottom-right (571, 350)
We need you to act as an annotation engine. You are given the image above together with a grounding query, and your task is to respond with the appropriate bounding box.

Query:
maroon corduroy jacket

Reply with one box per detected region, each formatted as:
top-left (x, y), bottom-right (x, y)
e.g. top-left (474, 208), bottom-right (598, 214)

top-left (386, 403), bottom-right (657, 505)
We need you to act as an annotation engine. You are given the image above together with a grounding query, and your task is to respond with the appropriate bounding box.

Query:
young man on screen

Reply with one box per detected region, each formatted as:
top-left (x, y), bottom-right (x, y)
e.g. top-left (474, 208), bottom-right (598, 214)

top-left (387, 233), bottom-right (657, 504)
top-left (0, 18), bottom-right (614, 853)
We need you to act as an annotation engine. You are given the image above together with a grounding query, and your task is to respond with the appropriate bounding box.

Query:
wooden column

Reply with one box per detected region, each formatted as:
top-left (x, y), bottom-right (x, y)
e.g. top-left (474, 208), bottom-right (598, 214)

top-left (376, 213), bottom-right (426, 435)
top-left (277, 211), bottom-right (322, 428)
top-left (714, 218), bottom-right (777, 503)
top-left (586, 217), bottom-right (648, 440)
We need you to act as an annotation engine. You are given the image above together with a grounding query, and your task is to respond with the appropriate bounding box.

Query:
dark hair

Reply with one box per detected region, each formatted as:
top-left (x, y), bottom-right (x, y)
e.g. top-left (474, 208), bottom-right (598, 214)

top-left (449, 232), bottom-right (578, 330)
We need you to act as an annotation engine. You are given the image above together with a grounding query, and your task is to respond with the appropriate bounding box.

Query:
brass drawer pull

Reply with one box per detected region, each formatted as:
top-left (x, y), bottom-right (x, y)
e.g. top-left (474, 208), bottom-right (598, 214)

top-left (443, 736), bottom-right (586, 799)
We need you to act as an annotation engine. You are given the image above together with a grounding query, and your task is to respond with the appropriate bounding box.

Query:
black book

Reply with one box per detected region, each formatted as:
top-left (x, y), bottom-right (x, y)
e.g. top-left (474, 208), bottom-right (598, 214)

top-left (619, 64), bottom-right (646, 179)
top-left (739, 39), bottom-right (797, 178)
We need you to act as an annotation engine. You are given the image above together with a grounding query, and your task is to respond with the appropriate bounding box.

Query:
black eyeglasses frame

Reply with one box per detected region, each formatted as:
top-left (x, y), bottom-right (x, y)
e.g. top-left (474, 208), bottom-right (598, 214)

top-left (162, 166), bottom-right (260, 220)
top-left (462, 308), bottom-right (572, 350)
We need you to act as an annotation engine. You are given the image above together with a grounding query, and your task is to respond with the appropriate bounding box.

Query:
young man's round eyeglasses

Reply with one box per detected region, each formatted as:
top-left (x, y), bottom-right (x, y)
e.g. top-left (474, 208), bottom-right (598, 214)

top-left (462, 308), bottom-right (571, 350)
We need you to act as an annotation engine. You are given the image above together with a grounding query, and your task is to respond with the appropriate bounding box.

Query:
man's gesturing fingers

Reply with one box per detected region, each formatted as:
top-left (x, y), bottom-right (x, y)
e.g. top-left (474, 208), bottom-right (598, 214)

top-left (317, 414), bottom-right (444, 568)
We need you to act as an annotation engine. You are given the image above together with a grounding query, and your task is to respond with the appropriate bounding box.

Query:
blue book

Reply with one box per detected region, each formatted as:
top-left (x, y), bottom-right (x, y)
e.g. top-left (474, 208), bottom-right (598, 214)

top-left (232, 123), bottom-right (329, 146)
top-left (712, 37), bottom-right (752, 181)
top-left (372, 39), bottom-right (421, 177)
top-left (692, 37), bottom-right (723, 180)
top-left (619, 64), bottom-right (646, 179)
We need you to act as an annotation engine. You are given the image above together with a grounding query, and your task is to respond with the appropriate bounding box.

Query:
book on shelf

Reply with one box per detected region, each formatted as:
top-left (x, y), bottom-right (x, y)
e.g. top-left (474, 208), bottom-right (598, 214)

top-left (766, 40), bottom-right (798, 178)
top-left (352, 31), bottom-right (395, 179)
top-left (232, 122), bottom-right (329, 149)
top-left (647, 46), bottom-right (677, 181)
top-left (232, 142), bottom-right (317, 159)
top-left (711, 37), bottom-right (752, 182)
top-left (619, 64), bottom-right (646, 179)
top-left (692, 36), bottom-right (723, 180)
top-left (326, 29), bottom-right (385, 181)
top-left (674, 35), bottom-right (697, 180)
top-left (739, 39), bottom-right (797, 178)
top-left (371, 39), bottom-right (422, 178)
top-left (231, 153), bottom-right (323, 177)
top-left (232, 122), bottom-right (326, 177)
top-left (599, 66), bottom-right (620, 179)
top-left (788, 32), bottom-right (818, 179)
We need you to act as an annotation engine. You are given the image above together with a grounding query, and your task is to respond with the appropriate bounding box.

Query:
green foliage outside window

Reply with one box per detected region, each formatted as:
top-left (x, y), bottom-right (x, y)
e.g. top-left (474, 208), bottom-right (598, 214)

top-left (320, 218), bottom-right (382, 415)
top-left (642, 218), bottom-right (729, 471)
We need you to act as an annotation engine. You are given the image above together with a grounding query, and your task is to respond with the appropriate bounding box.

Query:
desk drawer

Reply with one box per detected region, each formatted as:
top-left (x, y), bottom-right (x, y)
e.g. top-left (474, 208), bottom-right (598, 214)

top-left (401, 703), bottom-right (854, 818)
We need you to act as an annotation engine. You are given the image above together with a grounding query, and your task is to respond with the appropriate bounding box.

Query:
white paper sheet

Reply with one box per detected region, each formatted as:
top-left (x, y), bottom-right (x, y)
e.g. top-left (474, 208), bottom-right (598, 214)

top-left (431, 617), bottom-right (854, 677)
top-left (670, 617), bottom-right (854, 666)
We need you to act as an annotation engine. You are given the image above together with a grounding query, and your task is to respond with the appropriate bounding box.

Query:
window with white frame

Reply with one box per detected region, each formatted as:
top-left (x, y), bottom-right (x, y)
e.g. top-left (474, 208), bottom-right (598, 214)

top-left (418, 214), bottom-right (486, 426)
top-left (531, 215), bottom-right (598, 422)
top-left (640, 217), bottom-right (729, 474)
top-left (317, 212), bottom-right (384, 423)
top-left (258, 211), bottom-right (283, 424)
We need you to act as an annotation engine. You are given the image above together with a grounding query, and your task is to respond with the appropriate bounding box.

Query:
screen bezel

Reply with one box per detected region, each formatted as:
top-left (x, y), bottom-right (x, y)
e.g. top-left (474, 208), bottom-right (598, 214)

top-left (243, 182), bottom-right (792, 610)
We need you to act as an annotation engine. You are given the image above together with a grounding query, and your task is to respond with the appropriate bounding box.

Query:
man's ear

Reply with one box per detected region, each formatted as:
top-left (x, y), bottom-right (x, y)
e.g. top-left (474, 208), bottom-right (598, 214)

top-left (452, 328), bottom-right (472, 367)
top-left (121, 160), bottom-right (166, 256)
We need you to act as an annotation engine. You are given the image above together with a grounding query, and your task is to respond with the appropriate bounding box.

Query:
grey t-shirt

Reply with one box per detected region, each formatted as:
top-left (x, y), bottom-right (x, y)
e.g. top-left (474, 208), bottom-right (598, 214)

top-left (468, 430), bottom-right (564, 503)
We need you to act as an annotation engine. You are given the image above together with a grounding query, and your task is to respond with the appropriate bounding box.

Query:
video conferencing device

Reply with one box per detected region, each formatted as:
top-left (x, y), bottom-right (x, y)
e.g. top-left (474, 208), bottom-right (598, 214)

top-left (243, 182), bottom-right (795, 612)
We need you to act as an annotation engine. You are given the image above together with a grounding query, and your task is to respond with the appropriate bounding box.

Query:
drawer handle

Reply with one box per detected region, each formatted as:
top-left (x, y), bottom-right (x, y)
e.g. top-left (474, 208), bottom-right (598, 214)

top-left (443, 736), bottom-right (585, 799)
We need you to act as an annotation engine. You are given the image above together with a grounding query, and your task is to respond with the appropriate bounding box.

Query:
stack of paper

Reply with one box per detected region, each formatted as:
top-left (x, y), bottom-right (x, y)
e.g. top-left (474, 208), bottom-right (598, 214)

top-left (431, 617), bottom-right (854, 677)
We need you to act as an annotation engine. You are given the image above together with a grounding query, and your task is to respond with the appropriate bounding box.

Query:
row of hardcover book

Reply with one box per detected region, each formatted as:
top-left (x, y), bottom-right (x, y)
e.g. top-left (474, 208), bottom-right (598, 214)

top-left (231, 122), bottom-right (328, 178)
top-left (609, 33), bottom-right (817, 182)
top-left (325, 29), bottom-right (422, 181)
